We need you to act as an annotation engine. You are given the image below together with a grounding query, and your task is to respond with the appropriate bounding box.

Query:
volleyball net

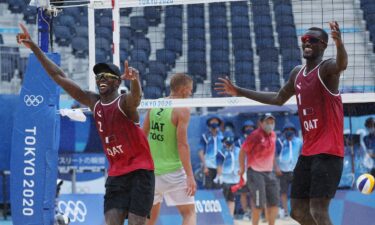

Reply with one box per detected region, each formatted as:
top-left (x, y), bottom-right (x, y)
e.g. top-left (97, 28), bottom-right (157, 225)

top-left (27, 0), bottom-right (375, 110)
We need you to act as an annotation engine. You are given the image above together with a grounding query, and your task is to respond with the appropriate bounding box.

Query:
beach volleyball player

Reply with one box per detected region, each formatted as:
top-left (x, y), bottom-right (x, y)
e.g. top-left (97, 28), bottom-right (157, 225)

top-left (216, 21), bottom-right (347, 225)
top-left (17, 24), bottom-right (155, 225)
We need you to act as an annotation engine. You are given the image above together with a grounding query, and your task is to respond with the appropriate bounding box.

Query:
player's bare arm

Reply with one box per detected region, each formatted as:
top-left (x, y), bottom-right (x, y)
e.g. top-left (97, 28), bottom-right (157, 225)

top-left (142, 110), bottom-right (151, 135)
top-left (320, 21), bottom-right (348, 93)
top-left (17, 24), bottom-right (98, 108)
top-left (215, 66), bottom-right (300, 106)
top-left (175, 107), bottom-right (197, 196)
top-left (120, 60), bottom-right (142, 122)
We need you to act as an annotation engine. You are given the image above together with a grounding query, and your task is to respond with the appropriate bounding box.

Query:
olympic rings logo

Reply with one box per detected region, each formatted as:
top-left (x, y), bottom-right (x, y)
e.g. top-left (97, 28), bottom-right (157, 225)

top-left (227, 98), bottom-right (239, 105)
top-left (58, 200), bottom-right (87, 222)
top-left (24, 95), bottom-right (44, 107)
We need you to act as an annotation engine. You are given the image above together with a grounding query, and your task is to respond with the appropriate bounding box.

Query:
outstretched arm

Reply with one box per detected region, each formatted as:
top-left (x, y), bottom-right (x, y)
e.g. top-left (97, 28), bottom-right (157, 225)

top-left (17, 24), bottom-right (98, 108)
top-left (176, 108), bottom-right (197, 196)
top-left (120, 61), bottom-right (142, 109)
top-left (215, 66), bottom-right (300, 106)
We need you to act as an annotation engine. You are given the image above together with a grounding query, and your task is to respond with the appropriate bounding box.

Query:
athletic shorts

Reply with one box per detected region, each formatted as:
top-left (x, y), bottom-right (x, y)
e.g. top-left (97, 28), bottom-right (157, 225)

top-left (154, 168), bottom-right (195, 206)
top-left (247, 168), bottom-right (280, 208)
top-left (222, 183), bottom-right (236, 202)
top-left (104, 169), bottom-right (155, 217)
top-left (279, 172), bottom-right (293, 194)
top-left (291, 154), bottom-right (343, 199)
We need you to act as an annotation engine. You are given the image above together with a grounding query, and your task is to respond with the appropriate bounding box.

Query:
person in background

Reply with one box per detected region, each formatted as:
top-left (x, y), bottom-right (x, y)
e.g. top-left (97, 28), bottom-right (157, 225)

top-left (198, 116), bottom-right (223, 189)
top-left (214, 131), bottom-right (241, 216)
top-left (363, 117), bottom-right (375, 177)
top-left (236, 120), bottom-right (256, 221)
top-left (239, 114), bottom-right (280, 225)
top-left (276, 122), bottom-right (302, 218)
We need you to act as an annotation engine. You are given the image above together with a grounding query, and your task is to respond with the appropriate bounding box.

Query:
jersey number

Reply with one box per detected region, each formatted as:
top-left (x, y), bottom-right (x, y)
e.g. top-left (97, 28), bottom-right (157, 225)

top-left (98, 121), bottom-right (103, 132)
top-left (156, 108), bottom-right (164, 116)
top-left (297, 93), bottom-right (301, 105)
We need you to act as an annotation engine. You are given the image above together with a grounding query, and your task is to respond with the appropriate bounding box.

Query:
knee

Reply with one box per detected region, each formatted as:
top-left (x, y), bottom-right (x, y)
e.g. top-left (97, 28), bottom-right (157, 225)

top-left (290, 207), bottom-right (307, 222)
top-left (180, 207), bottom-right (196, 220)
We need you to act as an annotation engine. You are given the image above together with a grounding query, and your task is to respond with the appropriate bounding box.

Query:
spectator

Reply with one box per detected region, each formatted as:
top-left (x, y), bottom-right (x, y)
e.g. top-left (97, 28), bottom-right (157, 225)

top-left (276, 122), bottom-right (302, 218)
top-left (363, 117), bottom-right (375, 176)
top-left (214, 131), bottom-right (241, 216)
top-left (239, 113), bottom-right (280, 225)
top-left (236, 120), bottom-right (256, 221)
top-left (198, 116), bottom-right (223, 189)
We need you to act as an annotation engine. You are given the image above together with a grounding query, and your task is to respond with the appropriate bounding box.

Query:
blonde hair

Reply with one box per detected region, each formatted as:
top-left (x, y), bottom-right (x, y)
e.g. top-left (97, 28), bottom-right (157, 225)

top-left (170, 73), bottom-right (193, 92)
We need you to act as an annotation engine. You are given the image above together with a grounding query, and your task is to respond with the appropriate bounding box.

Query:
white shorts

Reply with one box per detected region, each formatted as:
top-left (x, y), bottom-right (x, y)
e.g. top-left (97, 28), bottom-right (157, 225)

top-left (153, 168), bottom-right (195, 206)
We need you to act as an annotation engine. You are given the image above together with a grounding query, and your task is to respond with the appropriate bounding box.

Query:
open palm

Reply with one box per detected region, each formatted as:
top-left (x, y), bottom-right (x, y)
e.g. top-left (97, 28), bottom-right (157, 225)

top-left (214, 77), bottom-right (239, 96)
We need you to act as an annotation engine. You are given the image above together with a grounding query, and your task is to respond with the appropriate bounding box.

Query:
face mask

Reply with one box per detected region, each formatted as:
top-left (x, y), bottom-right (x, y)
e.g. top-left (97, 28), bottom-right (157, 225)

top-left (285, 130), bottom-right (295, 139)
top-left (263, 124), bottom-right (275, 133)
top-left (209, 123), bottom-right (220, 129)
top-left (225, 140), bottom-right (234, 146)
top-left (367, 127), bottom-right (375, 134)
top-left (244, 129), bottom-right (253, 135)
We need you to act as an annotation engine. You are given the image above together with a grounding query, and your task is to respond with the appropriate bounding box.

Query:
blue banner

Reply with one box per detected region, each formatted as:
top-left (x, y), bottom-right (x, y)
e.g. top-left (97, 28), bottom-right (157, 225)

top-left (10, 53), bottom-right (61, 225)
top-left (58, 190), bottom-right (233, 225)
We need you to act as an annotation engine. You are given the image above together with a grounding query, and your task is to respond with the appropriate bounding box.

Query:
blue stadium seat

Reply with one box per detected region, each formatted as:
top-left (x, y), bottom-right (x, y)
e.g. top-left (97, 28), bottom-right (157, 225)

top-left (129, 61), bottom-right (146, 75)
top-left (165, 17), bottom-right (182, 28)
top-left (130, 16), bottom-right (149, 34)
top-left (259, 72), bottom-right (280, 84)
top-left (235, 74), bottom-right (256, 89)
top-left (256, 37), bottom-right (275, 49)
top-left (120, 39), bottom-right (131, 51)
top-left (130, 49), bottom-right (149, 64)
top-left (72, 37), bottom-right (89, 58)
top-left (232, 38), bottom-right (252, 50)
top-left (165, 27), bottom-right (183, 40)
top-left (23, 6), bottom-right (37, 24)
top-left (144, 86), bottom-right (163, 99)
top-left (54, 25), bottom-right (72, 46)
top-left (8, 0), bottom-right (26, 14)
top-left (188, 4), bottom-right (204, 17)
top-left (259, 61), bottom-right (279, 74)
top-left (63, 7), bottom-right (81, 20)
top-left (281, 48), bottom-right (301, 60)
top-left (144, 6), bottom-right (162, 26)
top-left (235, 61), bottom-right (254, 75)
top-left (144, 74), bottom-right (165, 89)
top-left (230, 4), bottom-right (248, 16)
top-left (210, 27), bottom-right (229, 38)
top-left (231, 16), bottom-right (249, 28)
top-left (95, 49), bottom-right (108, 62)
top-left (277, 25), bottom-right (297, 37)
top-left (188, 51), bottom-right (205, 62)
top-left (148, 61), bottom-right (167, 78)
top-left (211, 62), bottom-right (230, 75)
top-left (74, 26), bottom-right (88, 38)
top-left (132, 37), bottom-right (151, 56)
top-left (253, 15), bottom-right (272, 26)
top-left (96, 26), bottom-right (112, 40)
top-left (189, 28), bottom-right (205, 39)
top-left (209, 2), bottom-right (227, 15)
top-left (211, 50), bottom-right (229, 62)
top-left (120, 26), bottom-right (133, 40)
top-left (156, 49), bottom-right (176, 68)
top-left (260, 85), bottom-right (281, 92)
top-left (188, 17), bottom-right (205, 28)
top-left (211, 39), bottom-right (229, 50)
top-left (278, 36), bottom-right (298, 48)
top-left (57, 15), bottom-right (76, 29)
top-left (231, 27), bottom-right (251, 39)
top-left (96, 37), bottom-right (111, 51)
top-left (165, 38), bottom-right (182, 56)
top-left (188, 62), bottom-right (207, 78)
top-left (274, 4), bottom-right (293, 15)
top-left (188, 39), bottom-right (205, 51)
top-left (120, 8), bottom-right (132, 17)
top-left (275, 14), bottom-right (295, 26)
top-left (283, 59), bottom-right (301, 79)
top-left (120, 49), bottom-right (129, 61)
top-left (78, 16), bottom-right (88, 26)
top-left (234, 50), bottom-right (253, 61)
top-left (210, 17), bottom-right (227, 28)
top-left (252, 5), bottom-right (270, 16)
top-left (258, 47), bottom-right (279, 62)
top-left (254, 26), bottom-right (273, 37)
top-left (165, 5), bottom-right (183, 18)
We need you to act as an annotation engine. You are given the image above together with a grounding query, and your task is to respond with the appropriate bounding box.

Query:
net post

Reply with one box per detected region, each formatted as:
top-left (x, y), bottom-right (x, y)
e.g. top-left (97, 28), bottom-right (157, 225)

top-left (88, 1), bottom-right (96, 91)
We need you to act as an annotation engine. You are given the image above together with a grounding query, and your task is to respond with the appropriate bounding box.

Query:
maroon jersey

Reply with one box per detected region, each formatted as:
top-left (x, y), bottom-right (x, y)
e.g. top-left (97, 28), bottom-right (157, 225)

top-left (93, 95), bottom-right (154, 176)
top-left (294, 61), bottom-right (344, 157)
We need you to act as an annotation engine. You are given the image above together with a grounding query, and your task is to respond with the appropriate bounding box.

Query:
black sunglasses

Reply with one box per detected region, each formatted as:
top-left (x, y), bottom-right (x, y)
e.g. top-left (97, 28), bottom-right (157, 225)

top-left (95, 72), bottom-right (120, 81)
top-left (301, 35), bottom-right (327, 45)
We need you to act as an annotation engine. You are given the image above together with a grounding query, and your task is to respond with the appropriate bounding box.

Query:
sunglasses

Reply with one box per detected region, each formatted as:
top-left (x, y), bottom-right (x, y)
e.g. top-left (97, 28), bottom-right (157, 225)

top-left (95, 72), bottom-right (120, 81)
top-left (301, 35), bottom-right (327, 45)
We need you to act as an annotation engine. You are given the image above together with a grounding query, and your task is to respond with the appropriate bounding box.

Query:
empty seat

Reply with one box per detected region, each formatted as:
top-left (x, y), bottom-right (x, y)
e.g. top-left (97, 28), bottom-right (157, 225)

top-left (256, 37), bottom-right (275, 49)
top-left (165, 5), bottom-right (183, 18)
top-left (144, 73), bottom-right (165, 88)
top-left (120, 49), bottom-right (129, 61)
top-left (120, 39), bottom-right (131, 51)
top-left (144, 6), bottom-right (161, 26)
top-left (210, 27), bottom-right (228, 38)
top-left (96, 37), bottom-right (111, 51)
top-left (23, 6), bottom-right (37, 24)
top-left (252, 5), bottom-right (270, 16)
top-left (165, 17), bottom-right (182, 28)
top-left (210, 17), bottom-right (227, 28)
top-left (231, 4), bottom-right (248, 16)
top-left (189, 28), bottom-right (205, 39)
top-left (165, 38), bottom-right (182, 56)
top-left (258, 47), bottom-right (279, 62)
top-left (231, 27), bottom-right (251, 39)
top-left (129, 61), bottom-right (146, 75)
top-left (211, 39), bottom-right (229, 50)
top-left (74, 26), bottom-right (88, 38)
top-left (188, 51), bottom-right (205, 62)
top-left (277, 25), bottom-right (297, 37)
top-left (96, 26), bottom-right (112, 40)
top-left (149, 61), bottom-right (167, 77)
top-left (234, 50), bottom-right (253, 61)
top-left (130, 49), bottom-right (149, 64)
top-left (232, 38), bottom-right (252, 50)
top-left (281, 48), bottom-right (301, 60)
top-left (120, 26), bottom-right (133, 40)
top-left (188, 38), bottom-right (205, 51)
top-left (120, 8), bottom-right (132, 17)
top-left (231, 16), bottom-right (249, 28)
top-left (259, 61), bottom-right (279, 74)
top-left (235, 61), bottom-right (254, 75)
top-left (165, 27), bottom-right (183, 40)
top-left (144, 86), bottom-right (163, 99)
top-left (211, 50), bottom-right (229, 62)
top-left (278, 36), bottom-right (298, 48)
top-left (188, 62), bottom-right (206, 78)
top-left (253, 15), bottom-right (272, 26)
top-left (188, 4), bottom-right (204, 17)
top-left (132, 37), bottom-right (151, 56)
top-left (72, 37), bottom-right (89, 58)
top-left (211, 62), bottom-right (230, 74)
top-left (130, 16), bottom-right (148, 34)
top-left (188, 17), bottom-right (205, 28)
top-left (54, 25), bottom-right (72, 46)
top-left (57, 15), bottom-right (76, 28)
top-left (156, 49), bottom-right (176, 67)
top-left (95, 49), bottom-right (108, 62)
